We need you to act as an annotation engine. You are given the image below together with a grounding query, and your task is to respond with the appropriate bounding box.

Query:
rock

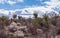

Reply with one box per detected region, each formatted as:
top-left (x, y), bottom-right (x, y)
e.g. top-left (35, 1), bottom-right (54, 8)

top-left (8, 22), bottom-right (17, 29)
top-left (37, 29), bottom-right (43, 33)
top-left (9, 27), bottom-right (17, 33)
top-left (14, 31), bottom-right (24, 37)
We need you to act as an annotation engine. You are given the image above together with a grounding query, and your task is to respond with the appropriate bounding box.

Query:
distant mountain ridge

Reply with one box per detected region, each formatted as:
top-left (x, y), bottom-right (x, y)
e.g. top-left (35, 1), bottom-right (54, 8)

top-left (0, 9), bottom-right (59, 18)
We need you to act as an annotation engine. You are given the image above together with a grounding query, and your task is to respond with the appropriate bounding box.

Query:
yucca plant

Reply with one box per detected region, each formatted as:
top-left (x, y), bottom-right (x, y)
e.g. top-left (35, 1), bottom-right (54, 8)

top-left (43, 14), bottom-right (50, 28)
top-left (33, 13), bottom-right (38, 19)
top-left (13, 14), bottom-right (17, 22)
top-left (43, 14), bottom-right (51, 38)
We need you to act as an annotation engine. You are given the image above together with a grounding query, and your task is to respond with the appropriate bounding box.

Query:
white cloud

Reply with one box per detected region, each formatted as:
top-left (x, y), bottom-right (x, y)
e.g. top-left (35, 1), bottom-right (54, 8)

top-left (44, 0), bottom-right (60, 9)
top-left (36, 0), bottom-right (60, 14)
top-left (0, 0), bottom-right (24, 5)
top-left (17, 0), bottom-right (24, 2)
top-left (7, 1), bottom-right (16, 5)
top-left (0, 0), bottom-right (6, 4)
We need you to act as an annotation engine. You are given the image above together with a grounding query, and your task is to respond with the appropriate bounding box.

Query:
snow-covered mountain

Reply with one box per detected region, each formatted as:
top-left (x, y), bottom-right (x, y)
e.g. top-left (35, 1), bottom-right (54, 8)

top-left (46, 11), bottom-right (59, 16)
top-left (0, 9), bottom-right (59, 18)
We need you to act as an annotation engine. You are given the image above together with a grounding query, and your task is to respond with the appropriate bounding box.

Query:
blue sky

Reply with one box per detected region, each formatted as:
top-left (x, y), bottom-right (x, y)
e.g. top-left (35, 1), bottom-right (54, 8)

top-left (0, 0), bottom-right (50, 10)
top-left (0, 0), bottom-right (60, 18)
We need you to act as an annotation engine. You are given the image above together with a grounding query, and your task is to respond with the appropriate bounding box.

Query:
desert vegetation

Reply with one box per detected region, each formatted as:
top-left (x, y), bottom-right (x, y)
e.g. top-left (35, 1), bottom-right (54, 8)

top-left (0, 13), bottom-right (60, 38)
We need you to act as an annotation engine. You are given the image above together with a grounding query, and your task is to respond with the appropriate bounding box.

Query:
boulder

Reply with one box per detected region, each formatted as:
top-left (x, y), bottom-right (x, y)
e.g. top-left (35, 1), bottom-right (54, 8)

top-left (14, 31), bottom-right (24, 37)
